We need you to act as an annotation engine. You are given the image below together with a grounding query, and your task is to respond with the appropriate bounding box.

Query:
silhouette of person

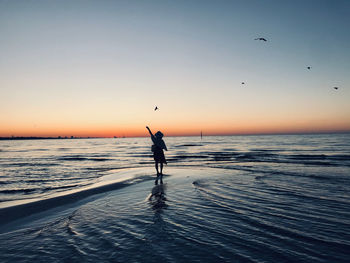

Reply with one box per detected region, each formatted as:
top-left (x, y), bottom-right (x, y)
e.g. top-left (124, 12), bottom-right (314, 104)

top-left (146, 126), bottom-right (167, 184)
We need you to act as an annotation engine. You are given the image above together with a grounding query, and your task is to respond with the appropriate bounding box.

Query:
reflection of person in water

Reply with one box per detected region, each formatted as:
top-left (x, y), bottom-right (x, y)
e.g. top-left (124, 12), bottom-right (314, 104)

top-left (146, 126), bottom-right (167, 184)
top-left (148, 184), bottom-right (167, 211)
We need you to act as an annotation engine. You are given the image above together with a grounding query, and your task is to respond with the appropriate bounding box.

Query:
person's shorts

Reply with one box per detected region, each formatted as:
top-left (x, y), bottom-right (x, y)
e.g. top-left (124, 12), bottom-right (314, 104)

top-left (153, 147), bottom-right (167, 164)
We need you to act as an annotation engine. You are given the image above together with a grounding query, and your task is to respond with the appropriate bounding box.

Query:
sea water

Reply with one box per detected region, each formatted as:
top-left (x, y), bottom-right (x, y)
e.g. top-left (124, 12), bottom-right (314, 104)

top-left (0, 134), bottom-right (349, 262)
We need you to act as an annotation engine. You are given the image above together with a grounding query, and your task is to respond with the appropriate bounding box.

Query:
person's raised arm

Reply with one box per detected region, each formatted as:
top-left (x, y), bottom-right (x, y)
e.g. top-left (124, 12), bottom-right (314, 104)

top-left (146, 126), bottom-right (153, 136)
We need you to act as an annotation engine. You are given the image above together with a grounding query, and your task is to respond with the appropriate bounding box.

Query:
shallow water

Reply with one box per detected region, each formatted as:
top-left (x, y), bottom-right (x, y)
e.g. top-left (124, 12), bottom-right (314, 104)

top-left (0, 134), bottom-right (350, 262)
top-left (1, 134), bottom-right (349, 203)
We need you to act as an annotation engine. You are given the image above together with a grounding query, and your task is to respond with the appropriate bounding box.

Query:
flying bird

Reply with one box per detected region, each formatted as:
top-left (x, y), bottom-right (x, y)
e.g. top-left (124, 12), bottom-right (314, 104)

top-left (255, 37), bottom-right (267, 41)
top-left (154, 106), bottom-right (159, 111)
top-left (333, 87), bottom-right (339, 90)
top-left (307, 66), bottom-right (311, 70)
top-left (241, 82), bottom-right (245, 85)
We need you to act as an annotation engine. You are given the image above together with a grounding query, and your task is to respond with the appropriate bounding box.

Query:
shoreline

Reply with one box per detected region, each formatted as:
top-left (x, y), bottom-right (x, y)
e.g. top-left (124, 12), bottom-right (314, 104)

top-left (0, 166), bottom-right (228, 231)
top-left (0, 168), bottom-right (142, 225)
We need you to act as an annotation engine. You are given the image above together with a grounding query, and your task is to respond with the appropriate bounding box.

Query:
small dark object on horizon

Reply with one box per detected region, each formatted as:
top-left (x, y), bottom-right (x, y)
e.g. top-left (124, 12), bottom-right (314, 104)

top-left (333, 87), bottom-right (339, 90)
top-left (307, 66), bottom-right (311, 70)
top-left (241, 82), bottom-right (245, 85)
top-left (255, 37), bottom-right (267, 41)
top-left (154, 106), bottom-right (158, 111)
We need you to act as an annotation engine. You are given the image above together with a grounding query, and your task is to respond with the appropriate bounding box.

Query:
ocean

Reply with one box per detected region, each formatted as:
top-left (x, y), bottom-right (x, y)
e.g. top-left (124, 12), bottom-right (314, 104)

top-left (0, 134), bottom-right (349, 262)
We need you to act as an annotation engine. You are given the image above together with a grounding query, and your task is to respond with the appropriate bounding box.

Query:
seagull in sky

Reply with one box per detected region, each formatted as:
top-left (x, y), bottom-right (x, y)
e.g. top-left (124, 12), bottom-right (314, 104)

top-left (255, 37), bottom-right (267, 41)
top-left (333, 87), bottom-right (339, 90)
top-left (154, 106), bottom-right (159, 111)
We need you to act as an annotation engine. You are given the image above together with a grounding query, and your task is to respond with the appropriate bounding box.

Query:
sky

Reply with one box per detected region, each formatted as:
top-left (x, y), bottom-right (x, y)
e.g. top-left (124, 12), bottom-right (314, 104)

top-left (1, 0), bottom-right (349, 137)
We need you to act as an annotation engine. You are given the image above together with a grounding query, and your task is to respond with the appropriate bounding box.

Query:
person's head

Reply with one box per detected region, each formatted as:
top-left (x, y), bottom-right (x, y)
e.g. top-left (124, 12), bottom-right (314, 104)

top-left (155, 131), bottom-right (164, 139)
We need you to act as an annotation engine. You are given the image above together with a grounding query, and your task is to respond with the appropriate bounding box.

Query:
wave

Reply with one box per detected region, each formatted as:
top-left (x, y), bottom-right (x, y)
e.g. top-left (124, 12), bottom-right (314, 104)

top-left (288, 154), bottom-right (327, 160)
top-left (85, 166), bottom-right (133, 171)
top-left (168, 155), bottom-right (209, 162)
top-left (0, 171), bottom-right (152, 225)
top-left (0, 183), bottom-right (91, 195)
top-left (23, 177), bottom-right (94, 183)
top-left (3, 162), bottom-right (59, 167)
top-left (191, 177), bottom-right (350, 243)
top-left (41, 183), bottom-right (93, 192)
top-left (205, 163), bottom-right (350, 184)
top-left (129, 153), bottom-right (152, 158)
top-left (174, 144), bottom-right (203, 147)
top-left (0, 188), bottom-right (37, 194)
top-left (57, 157), bottom-right (111, 161)
top-left (167, 151), bottom-right (350, 167)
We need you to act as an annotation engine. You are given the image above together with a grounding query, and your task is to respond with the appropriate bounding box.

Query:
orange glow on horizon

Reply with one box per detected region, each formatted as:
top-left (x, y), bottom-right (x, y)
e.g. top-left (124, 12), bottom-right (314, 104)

top-left (1, 120), bottom-right (349, 138)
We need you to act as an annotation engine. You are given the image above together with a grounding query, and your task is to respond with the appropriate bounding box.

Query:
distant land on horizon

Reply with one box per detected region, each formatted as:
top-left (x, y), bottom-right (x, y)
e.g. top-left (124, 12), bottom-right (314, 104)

top-left (0, 136), bottom-right (101, 140)
top-left (1, 131), bottom-right (349, 140)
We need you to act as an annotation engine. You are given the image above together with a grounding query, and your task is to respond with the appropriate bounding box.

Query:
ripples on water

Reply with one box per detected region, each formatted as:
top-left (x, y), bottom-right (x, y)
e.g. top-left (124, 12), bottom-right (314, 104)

top-left (1, 134), bottom-right (349, 203)
top-left (0, 134), bottom-right (350, 262)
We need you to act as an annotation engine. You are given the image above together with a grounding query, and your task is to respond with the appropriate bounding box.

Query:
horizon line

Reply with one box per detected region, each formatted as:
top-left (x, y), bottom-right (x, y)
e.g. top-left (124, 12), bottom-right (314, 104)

top-left (1, 130), bottom-right (349, 140)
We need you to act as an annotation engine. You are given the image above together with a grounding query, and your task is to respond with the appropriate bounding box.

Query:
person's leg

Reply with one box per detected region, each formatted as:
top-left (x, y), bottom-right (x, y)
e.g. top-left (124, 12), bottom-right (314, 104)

top-left (159, 163), bottom-right (164, 184)
top-left (155, 161), bottom-right (159, 184)
top-left (155, 161), bottom-right (159, 174)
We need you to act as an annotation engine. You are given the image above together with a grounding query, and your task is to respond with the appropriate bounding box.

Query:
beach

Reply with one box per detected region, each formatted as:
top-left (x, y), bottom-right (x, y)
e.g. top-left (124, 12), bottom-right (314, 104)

top-left (1, 135), bottom-right (350, 262)
top-left (2, 0), bottom-right (350, 261)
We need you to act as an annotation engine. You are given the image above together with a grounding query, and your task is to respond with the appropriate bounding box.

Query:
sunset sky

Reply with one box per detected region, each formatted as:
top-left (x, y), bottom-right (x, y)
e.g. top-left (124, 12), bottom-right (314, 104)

top-left (1, 0), bottom-right (349, 137)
